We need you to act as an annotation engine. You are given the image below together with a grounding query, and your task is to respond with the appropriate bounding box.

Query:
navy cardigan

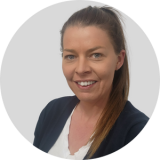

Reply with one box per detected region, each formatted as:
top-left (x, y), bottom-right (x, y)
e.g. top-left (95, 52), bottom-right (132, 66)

top-left (33, 96), bottom-right (149, 159)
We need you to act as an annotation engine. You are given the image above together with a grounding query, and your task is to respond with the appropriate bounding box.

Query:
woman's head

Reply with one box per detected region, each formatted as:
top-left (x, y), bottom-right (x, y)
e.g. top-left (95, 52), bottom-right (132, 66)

top-left (60, 5), bottom-right (129, 158)
top-left (61, 6), bottom-right (129, 103)
top-left (62, 25), bottom-right (125, 103)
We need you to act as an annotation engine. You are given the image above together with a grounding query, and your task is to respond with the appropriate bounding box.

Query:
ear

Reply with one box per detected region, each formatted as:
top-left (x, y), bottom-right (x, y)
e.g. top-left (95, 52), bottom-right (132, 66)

top-left (116, 50), bottom-right (125, 70)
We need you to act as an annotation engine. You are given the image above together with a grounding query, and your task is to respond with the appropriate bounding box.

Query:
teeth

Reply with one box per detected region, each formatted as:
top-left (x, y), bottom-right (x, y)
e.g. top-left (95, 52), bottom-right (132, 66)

top-left (78, 81), bottom-right (96, 86)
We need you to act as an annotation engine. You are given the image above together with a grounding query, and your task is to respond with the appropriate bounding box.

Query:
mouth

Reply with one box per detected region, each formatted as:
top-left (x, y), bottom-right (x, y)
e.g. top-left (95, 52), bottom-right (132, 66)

top-left (76, 81), bottom-right (97, 87)
top-left (75, 81), bottom-right (97, 90)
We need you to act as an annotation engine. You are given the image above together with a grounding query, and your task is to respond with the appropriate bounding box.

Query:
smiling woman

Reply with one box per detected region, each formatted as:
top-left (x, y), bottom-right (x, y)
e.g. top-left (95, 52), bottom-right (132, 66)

top-left (33, 5), bottom-right (149, 159)
top-left (62, 26), bottom-right (125, 103)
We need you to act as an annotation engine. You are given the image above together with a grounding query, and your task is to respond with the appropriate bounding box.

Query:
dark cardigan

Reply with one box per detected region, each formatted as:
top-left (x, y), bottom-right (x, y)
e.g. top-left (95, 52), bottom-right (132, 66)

top-left (33, 96), bottom-right (149, 159)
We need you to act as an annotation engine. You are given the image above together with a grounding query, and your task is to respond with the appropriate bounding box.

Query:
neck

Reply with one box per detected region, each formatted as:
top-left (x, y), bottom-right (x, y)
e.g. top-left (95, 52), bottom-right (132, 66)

top-left (75, 97), bottom-right (108, 123)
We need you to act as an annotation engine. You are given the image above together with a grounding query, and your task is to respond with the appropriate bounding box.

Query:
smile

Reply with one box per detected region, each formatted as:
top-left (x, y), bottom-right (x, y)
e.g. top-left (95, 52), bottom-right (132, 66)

top-left (75, 80), bottom-right (97, 90)
top-left (77, 81), bottom-right (96, 86)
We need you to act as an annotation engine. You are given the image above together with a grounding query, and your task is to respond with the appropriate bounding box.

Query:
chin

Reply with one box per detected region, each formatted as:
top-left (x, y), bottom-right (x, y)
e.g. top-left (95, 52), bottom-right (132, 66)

top-left (76, 93), bottom-right (98, 102)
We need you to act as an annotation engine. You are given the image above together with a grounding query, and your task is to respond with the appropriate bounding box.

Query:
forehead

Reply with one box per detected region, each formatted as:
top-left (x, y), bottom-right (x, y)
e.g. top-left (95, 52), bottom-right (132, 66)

top-left (63, 26), bottom-right (113, 51)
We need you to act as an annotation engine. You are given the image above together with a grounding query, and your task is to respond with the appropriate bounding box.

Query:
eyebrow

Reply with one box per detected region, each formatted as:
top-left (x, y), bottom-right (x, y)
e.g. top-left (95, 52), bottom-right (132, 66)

top-left (63, 46), bottom-right (105, 54)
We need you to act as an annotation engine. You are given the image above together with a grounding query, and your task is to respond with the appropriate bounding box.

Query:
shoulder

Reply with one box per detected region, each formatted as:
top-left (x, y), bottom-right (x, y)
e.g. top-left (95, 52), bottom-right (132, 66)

top-left (41, 95), bottom-right (79, 117)
top-left (120, 101), bottom-right (149, 124)
top-left (116, 101), bottom-right (149, 144)
top-left (92, 101), bottom-right (149, 157)
top-left (33, 95), bottom-right (79, 142)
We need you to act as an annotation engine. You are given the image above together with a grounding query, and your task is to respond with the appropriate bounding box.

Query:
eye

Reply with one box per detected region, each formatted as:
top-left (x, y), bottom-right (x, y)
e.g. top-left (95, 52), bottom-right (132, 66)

top-left (92, 53), bottom-right (102, 58)
top-left (64, 55), bottom-right (75, 60)
top-left (64, 53), bottom-right (102, 60)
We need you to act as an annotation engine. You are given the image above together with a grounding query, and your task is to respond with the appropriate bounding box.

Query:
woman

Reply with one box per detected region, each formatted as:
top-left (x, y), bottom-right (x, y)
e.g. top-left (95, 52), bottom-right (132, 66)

top-left (33, 6), bottom-right (149, 159)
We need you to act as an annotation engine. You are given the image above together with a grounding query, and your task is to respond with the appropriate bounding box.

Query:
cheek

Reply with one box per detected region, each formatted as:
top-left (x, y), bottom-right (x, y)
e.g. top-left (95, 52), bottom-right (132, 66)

top-left (62, 63), bottom-right (67, 78)
top-left (98, 62), bottom-right (116, 82)
top-left (62, 63), bottom-right (73, 81)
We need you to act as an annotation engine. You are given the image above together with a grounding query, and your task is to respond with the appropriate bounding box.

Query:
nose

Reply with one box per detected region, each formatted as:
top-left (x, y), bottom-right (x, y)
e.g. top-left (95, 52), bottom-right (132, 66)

top-left (75, 57), bottom-right (91, 75)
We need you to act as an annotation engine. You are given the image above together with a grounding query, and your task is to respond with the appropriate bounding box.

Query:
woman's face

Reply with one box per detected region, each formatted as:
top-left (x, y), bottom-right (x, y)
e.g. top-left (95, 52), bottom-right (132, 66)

top-left (62, 26), bottom-right (125, 103)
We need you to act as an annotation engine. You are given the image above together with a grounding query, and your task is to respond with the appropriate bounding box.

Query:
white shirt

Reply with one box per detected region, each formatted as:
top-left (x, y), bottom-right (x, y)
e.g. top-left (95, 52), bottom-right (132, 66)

top-left (48, 107), bottom-right (93, 160)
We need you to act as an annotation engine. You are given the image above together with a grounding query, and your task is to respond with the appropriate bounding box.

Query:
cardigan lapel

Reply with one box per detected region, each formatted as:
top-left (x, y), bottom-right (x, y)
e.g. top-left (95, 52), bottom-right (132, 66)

top-left (39, 96), bottom-right (79, 152)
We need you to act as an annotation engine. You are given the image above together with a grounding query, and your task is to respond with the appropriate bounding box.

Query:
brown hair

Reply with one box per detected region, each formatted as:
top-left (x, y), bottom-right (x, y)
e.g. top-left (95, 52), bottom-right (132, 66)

top-left (60, 6), bottom-right (130, 158)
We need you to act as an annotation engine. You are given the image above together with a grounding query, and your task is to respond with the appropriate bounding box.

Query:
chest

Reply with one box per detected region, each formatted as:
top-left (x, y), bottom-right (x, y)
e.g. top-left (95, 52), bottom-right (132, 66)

top-left (68, 113), bottom-right (95, 155)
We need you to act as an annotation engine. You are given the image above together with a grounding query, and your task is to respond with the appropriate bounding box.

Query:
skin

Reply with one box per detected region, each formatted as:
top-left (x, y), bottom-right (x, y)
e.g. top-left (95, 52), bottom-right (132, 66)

top-left (62, 26), bottom-right (125, 154)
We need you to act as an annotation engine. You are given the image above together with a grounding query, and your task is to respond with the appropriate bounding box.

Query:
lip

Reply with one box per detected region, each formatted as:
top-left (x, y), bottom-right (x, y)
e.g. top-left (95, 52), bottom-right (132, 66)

top-left (74, 80), bottom-right (97, 90)
top-left (74, 80), bottom-right (97, 82)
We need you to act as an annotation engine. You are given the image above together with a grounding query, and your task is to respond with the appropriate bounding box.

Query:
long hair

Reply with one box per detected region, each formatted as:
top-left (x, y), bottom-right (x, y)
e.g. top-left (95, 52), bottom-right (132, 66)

top-left (60, 6), bottom-right (130, 158)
